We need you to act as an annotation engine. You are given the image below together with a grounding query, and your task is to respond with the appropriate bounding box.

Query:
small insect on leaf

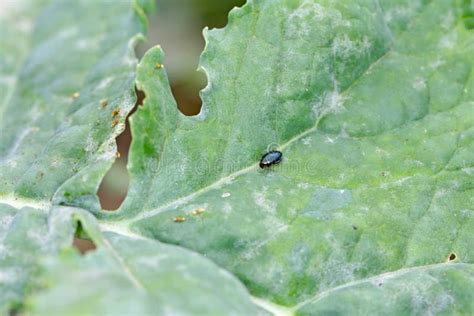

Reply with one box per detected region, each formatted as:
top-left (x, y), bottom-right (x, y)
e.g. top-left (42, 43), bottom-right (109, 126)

top-left (173, 216), bottom-right (186, 223)
top-left (155, 63), bottom-right (163, 69)
top-left (191, 208), bottom-right (205, 215)
top-left (100, 99), bottom-right (108, 108)
top-left (259, 150), bottom-right (283, 168)
top-left (111, 119), bottom-right (119, 128)
top-left (111, 109), bottom-right (120, 117)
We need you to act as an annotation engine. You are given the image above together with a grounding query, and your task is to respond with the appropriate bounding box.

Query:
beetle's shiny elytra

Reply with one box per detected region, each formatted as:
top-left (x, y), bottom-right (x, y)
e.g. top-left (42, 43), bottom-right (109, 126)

top-left (259, 150), bottom-right (283, 168)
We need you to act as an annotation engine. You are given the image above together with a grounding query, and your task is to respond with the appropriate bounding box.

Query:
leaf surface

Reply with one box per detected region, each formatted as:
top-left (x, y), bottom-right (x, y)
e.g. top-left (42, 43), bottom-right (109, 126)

top-left (102, 0), bottom-right (474, 312)
top-left (0, 4), bottom-right (261, 314)
top-left (0, 0), bottom-right (147, 212)
top-left (0, 204), bottom-right (75, 314)
top-left (26, 211), bottom-right (261, 316)
top-left (0, 0), bottom-right (149, 311)
top-left (1, 0), bottom-right (473, 314)
top-left (296, 263), bottom-right (474, 315)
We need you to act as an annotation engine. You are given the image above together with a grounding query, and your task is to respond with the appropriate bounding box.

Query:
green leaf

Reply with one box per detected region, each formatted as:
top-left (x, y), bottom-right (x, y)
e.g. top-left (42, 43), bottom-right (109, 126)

top-left (0, 3), bottom-right (260, 314)
top-left (26, 212), bottom-right (262, 316)
top-left (0, 0), bottom-right (149, 311)
top-left (1, 0), bottom-right (473, 314)
top-left (0, 0), bottom-right (148, 212)
top-left (1, 205), bottom-right (260, 316)
top-left (295, 263), bottom-right (474, 315)
top-left (0, 204), bottom-right (76, 314)
top-left (99, 0), bottom-right (474, 312)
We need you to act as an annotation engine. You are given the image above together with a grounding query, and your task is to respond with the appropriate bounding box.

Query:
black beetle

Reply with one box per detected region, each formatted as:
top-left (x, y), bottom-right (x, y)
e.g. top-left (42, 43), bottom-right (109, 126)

top-left (259, 150), bottom-right (283, 168)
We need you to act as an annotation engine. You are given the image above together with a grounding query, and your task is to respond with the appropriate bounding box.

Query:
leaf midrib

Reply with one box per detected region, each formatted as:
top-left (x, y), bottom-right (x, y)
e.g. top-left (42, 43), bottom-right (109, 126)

top-left (291, 262), bottom-right (471, 311)
top-left (114, 1), bottom-right (436, 225)
top-left (98, 223), bottom-right (471, 313)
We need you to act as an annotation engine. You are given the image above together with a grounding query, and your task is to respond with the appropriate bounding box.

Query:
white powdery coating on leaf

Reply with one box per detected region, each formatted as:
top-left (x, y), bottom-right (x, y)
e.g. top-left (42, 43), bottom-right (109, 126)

top-left (135, 254), bottom-right (169, 267)
top-left (122, 54), bottom-right (137, 67)
top-left (0, 267), bottom-right (21, 284)
top-left (297, 182), bottom-right (310, 189)
top-left (222, 202), bottom-right (233, 217)
top-left (312, 79), bottom-right (347, 117)
top-left (289, 243), bottom-right (310, 273)
top-left (384, 0), bottom-right (422, 24)
top-left (96, 76), bottom-right (114, 91)
top-left (429, 59), bottom-right (446, 69)
top-left (286, 0), bottom-right (350, 38)
top-left (406, 277), bottom-right (455, 315)
top-left (324, 135), bottom-right (336, 144)
top-left (461, 167), bottom-right (474, 175)
top-left (253, 187), bottom-right (277, 214)
top-left (27, 228), bottom-right (49, 248)
top-left (57, 26), bottom-right (79, 39)
top-left (318, 259), bottom-right (363, 291)
top-left (394, 176), bottom-right (413, 186)
top-left (412, 77), bottom-right (427, 91)
top-left (75, 37), bottom-right (100, 51)
top-left (0, 127), bottom-right (34, 163)
top-left (332, 34), bottom-right (372, 60)
top-left (302, 137), bottom-right (312, 145)
top-left (85, 135), bottom-right (97, 153)
top-left (438, 31), bottom-right (458, 49)
top-left (241, 222), bottom-right (288, 261)
top-left (441, 10), bottom-right (455, 30)
top-left (0, 214), bottom-right (14, 231)
top-left (0, 74), bottom-right (15, 86)
top-left (96, 138), bottom-right (117, 162)
top-left (15, 18), bottom-right (33, 33)
top-left (0, 195), bottom-right (51, 211)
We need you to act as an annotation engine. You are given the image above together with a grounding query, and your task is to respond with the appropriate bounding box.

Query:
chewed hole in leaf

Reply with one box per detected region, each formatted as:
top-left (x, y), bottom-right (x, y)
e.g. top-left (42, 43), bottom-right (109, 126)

top-left (96, 1), bottom-right (248, 210)
top-left (135, 0), bottom-right (246, 116)
top-left (72, 222), bottom-right (96, 255)
top-left (73, 238), bottom-right (96, 255)
top-left (97, 89), bottom-right (144, 211)
top-left (448, 253), bottom-right (457, 262)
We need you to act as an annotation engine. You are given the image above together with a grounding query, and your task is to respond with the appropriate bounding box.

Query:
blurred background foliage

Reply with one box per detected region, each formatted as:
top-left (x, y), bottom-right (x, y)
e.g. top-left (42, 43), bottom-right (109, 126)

top-left (97, 0), bottom-right (246, 210)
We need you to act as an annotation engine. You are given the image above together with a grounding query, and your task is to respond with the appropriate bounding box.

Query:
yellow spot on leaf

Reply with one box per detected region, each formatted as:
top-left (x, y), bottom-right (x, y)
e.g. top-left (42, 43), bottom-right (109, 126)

top-left (173, 216), bottom-right (186, 223)
top-left (111, 109), bottom-right (120, 117)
